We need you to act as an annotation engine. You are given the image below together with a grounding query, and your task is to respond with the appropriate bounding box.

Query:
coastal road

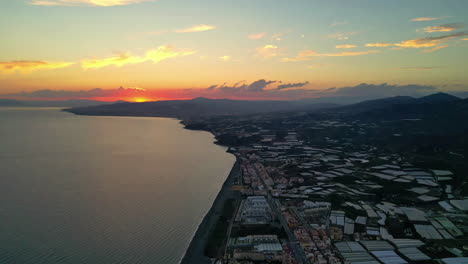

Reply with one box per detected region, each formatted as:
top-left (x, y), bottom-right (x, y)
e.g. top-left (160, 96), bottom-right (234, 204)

top-left (253, 164), bottom-right (309, 264)
top-left (271, 199), bottom-right (309, 264)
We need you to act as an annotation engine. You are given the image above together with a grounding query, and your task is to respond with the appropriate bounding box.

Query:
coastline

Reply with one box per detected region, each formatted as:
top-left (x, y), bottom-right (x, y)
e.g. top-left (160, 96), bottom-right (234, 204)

top-left (180, 158), bottom-right (239, 264)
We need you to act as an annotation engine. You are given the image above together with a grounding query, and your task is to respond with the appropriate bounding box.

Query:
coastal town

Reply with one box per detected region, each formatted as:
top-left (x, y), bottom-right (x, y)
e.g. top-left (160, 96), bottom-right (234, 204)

top-left (183, 111), bottom-right (468, 264)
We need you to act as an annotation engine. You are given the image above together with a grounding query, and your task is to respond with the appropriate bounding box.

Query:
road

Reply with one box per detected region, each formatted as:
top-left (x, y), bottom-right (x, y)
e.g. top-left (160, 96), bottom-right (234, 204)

top-left (248, 163), bottom-right (310, 264)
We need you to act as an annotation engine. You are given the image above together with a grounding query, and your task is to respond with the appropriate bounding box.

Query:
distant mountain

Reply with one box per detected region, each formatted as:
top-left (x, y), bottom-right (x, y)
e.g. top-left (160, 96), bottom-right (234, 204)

top-left (65, 97), bottom-right (338, 119)
top-left (415, 92), bottom-right (462, 104)
top-left (0, 99), bottom-right (124, 108)
top-left (333, 96), bottom-right (416, 114)
top-left (332, 93), bottom-right (468, 121)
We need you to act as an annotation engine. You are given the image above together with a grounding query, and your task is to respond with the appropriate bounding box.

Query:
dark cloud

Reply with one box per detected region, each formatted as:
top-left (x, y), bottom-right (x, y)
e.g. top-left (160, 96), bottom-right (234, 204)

top-left (328, 83), bottom-right (437, 97)
top-left (277, 82), bottom-right (309, 90)
top-left (214, 79), bottom-right (276, 92)
top-left (246, 79), bottom-right (276, 91)
top-left (206, 85), bottom-right (218, 91)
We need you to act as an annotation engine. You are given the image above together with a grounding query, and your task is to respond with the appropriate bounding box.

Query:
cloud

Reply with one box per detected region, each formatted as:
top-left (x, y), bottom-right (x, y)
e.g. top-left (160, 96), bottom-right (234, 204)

top-left (214, 79), bottom-right (277, 92)
top-left (327, 83), bottom-right (437, 97)
top-left (256, 45), bottom-right (282, 58)
top-left (399, 66), bottom-right (441, 70)
top-left (271, 33), bottom-right (285, 41)
top-left (30, 0), bottom-right (152, 6)
top-left (282, 50), bottom-right (379, 62)
top-left (202, 79), bottom-right (317, 100)
top-left (175, 24), bottom-right (216, 33)
top-left (411, 17), bottom-right (445, 22)
top-left (248, 32), bottom-right (267, 40)
top-left (82, 53), bottom-right (145, 69)
top-left (336, 44), bottom-right (356, 49)
top-left (145, 45), bottom-right (196, 63)
top-left (421, 23), bottom-right (463, 33)
top-left (0, 60), bottom-right (73, 73)
top-left (281, 50), bottom-right (317, 62)
top-left (394, 32), bottom-right (468, 48)
top-left (247, 79), bottom-right (277, 91)
top-left (277, 82), bottom-right (309, 90)
top-left (330, 21), bottom-right (348, 27)
top-left (81, 45), bottom-right (196, 69)
top-left (423, 45), bottom-right (449, 53)
top-left (326, 32), bottom-right (356, 40)
top-left (322, 50), bottom-right (380, 57)
top-left (365, 42), bottom-right (393, 47)
top-left (131, 24), bottom-right (217, 40)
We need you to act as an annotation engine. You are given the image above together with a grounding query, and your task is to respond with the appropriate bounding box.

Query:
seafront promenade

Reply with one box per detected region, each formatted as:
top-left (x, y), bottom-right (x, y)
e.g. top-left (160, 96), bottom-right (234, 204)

top-left (180, 159), bottom-right (240, 264)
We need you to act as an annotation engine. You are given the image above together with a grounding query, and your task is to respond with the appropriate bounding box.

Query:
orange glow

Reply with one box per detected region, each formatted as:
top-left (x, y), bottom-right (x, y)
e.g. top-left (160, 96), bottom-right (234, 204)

top-left (133, 97), bottom-right (152, 102)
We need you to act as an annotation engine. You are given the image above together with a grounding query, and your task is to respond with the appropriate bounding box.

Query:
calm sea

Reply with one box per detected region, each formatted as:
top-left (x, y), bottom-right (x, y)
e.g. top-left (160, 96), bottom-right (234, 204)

top-left (0, 107), bottom-right (235, 264)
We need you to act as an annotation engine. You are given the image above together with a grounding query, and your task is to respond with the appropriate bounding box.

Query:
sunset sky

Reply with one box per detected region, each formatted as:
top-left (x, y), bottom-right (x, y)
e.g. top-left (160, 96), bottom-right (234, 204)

top-left (1, 0), bottom-right (468, 101)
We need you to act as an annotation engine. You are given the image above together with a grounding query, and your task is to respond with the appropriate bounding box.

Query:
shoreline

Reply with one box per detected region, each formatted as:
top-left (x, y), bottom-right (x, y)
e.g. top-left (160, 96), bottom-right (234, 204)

top-left (179, 158), bottom-right (240, 264)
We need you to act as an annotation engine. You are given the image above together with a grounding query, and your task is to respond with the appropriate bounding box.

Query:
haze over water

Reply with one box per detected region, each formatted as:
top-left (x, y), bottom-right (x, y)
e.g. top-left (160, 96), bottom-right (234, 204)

top-left (0, 108), bottom-right (235, 264)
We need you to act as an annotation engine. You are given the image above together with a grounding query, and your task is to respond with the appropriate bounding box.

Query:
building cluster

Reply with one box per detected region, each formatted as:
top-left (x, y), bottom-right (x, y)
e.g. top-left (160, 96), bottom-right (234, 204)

top-left (194, 114), bottom-right (468, 264)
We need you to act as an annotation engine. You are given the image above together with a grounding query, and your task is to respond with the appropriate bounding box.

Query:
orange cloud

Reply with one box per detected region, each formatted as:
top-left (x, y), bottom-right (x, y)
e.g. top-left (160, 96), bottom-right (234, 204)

top-left (365, 42), bottom-right (393, 47)
top-left (82, 53), bottom-right (145, 69)
top-left (145, 45), bottom-right (196, 63)
top-left (0, 61), bottom-right (73, 73)
top-left (326, 32), bottom-right (356, 40)
top-left (336, 44), bottom-right (357, 49)
top-left (321, 50), bottom-right (380, 57)
top-left (411, 17), bottom-right (445, 22)
top-left (423, 45), bottom-right (449, 53)
top-left (175, 24), bottom-right (216, 33)
top-left (248, 32), bottom-right (267, 40)
top-left (395, 39), bottom-right (438, 48)
top-left (394, 32), bottom-right (468, 48)
top-left (256, 45), bottom-right (281, 58)
top-left (281, 50), bottom-right (317, 62)
top-left (422, 24), bottom-right (462, 33)
top-left (282, 50), bottom-right (379, 62)
top-left (82, 45), bottom-right (196, 69)
top-left (31, 0), bottom-right (152, 6)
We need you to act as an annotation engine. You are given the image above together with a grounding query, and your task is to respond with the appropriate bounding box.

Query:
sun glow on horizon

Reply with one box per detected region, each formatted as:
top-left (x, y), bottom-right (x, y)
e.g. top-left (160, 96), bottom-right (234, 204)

top-left (132, 97), bottom-right (154, 102)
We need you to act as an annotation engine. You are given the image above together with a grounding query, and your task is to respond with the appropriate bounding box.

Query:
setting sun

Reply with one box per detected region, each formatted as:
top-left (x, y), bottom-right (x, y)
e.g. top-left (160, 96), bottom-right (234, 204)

top-left (133, 97), bottom-right (152, 103)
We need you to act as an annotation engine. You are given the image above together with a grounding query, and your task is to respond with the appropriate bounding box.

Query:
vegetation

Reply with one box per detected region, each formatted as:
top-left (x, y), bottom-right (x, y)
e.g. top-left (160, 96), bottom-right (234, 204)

top-left (205, 198), bottom-right (236, 258)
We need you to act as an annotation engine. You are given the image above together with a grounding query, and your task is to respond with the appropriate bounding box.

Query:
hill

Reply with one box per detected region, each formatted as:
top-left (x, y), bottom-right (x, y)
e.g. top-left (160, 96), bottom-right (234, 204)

top-left (65, 97), bottom-right (338, 119)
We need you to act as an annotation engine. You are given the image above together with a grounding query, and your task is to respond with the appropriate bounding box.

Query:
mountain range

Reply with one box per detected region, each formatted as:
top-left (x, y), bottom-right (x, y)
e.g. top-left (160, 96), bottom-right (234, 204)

top-left (64, 93), bottom-right (468, 122)
top-left (331, 92), bottom-right (468, 121)
top-left (64, 97), bottom-right (338, 119)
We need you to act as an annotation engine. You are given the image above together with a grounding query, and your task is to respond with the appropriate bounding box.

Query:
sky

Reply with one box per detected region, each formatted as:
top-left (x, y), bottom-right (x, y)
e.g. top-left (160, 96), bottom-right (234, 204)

top-left (1, 0), bottom-right (468, 101)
